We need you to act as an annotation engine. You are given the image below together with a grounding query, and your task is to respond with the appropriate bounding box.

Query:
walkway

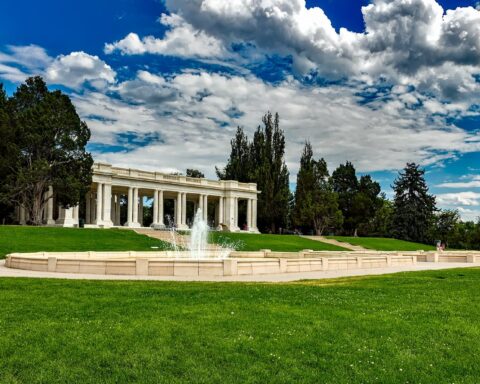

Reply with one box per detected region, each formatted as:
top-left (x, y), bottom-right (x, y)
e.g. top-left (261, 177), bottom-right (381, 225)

top-left (1, 260), bottom-right (478, 282)
top-left (302, 236), bottom-right (366, 251)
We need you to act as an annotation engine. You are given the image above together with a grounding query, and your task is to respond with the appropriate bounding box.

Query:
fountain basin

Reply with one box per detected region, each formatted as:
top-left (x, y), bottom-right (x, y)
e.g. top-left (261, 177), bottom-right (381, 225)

top-left (4, 250), bottom-right (421, 277)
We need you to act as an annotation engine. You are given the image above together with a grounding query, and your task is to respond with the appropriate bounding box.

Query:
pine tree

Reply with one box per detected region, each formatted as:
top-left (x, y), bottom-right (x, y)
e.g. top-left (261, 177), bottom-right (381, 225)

top-left (294, 142), bottom-right (342, 235)
top-left (0, 84), bottom-right (15, 222)
top-left (331, 161), bottom-right (359, 234)
top-left (392, 163), bottom-right (436, 243)
top-left (1, 76), bottom-right (93, 225)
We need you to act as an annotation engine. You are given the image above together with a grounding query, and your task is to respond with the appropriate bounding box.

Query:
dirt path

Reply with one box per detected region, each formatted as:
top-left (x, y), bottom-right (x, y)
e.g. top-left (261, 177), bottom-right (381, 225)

top-left (301, 236), bottom-right (366, 251)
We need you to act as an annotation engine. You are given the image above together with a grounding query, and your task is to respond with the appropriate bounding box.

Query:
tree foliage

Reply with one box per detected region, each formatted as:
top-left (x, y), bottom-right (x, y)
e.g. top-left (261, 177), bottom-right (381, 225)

top-left (331, 162), bottom-right (381, 235)
top-left (0, 77), bottom-right (93, 225)
top-left (217, 112), bottom-right (290, 233)
top-left (294, 142), bottom-right (342, 235)
top-left (186, 169), bottom-right (205, 178)
top-left (392, 163), bottom-right (436, 243)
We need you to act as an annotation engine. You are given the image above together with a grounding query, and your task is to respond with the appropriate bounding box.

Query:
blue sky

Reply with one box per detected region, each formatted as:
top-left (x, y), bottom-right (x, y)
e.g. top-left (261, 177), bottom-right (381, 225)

top-left (1, 0), bottom-right (480, 219)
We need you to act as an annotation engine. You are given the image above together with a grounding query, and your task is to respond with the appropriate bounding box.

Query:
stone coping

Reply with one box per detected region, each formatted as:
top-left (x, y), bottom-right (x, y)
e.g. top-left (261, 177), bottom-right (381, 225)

top-left (5, 250), bottom-right (477, 277)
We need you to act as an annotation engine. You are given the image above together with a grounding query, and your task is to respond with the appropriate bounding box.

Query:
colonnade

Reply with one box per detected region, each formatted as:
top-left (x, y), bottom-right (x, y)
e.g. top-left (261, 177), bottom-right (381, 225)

top-left (14, 163), bottom-right (260, 232)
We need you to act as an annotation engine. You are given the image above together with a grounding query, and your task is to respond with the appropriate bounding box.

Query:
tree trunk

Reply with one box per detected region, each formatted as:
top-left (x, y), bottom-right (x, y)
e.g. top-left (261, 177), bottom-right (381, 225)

top-left (353, 228), bottom-right (358, 237)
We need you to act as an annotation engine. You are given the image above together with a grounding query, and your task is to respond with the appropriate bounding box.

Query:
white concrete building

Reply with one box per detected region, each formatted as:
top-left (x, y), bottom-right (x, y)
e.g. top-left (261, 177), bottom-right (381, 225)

top-left (16, 163), bottom-right (259, 232)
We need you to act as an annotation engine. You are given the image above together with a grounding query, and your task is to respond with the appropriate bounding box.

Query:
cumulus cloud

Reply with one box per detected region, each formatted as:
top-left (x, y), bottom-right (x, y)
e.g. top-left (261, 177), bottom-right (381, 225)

top-left (159, 0), bottom-right (480, 99)
top-left (437, 175), bottom-right (480, 188)
top-left (104, 13), bottom-right (226, 58)
top-left (436, 191), bottom-right (480, 206)
top-left (45, 51), bottom-right (116, 89)
top-left (70, 70), bottom-right (480, 181)
top-left (0, 44), bottom-right (53, 82)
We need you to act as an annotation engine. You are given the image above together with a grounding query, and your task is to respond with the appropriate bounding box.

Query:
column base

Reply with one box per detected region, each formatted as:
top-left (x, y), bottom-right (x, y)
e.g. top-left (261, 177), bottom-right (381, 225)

top-left (102, 220), bottom-right (114, 228)
top-left (151, 223), bottom-right (166, 230)
top-left (56, 219), bottom-right (78, 227)
top-left (124, 222), bottom-right (141, 228)
top-left (176, 224), bottom-right (189, 230)
top-left (46, 219), bottom-right (56, 226)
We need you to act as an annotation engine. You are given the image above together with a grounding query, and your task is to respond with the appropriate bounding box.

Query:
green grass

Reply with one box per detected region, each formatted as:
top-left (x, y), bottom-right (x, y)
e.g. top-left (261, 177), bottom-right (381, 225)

top-left (210, 232), bottom-right (347, 251)
top-left (1, 269), bottom-right (479, 383)
top-left (0, 226), bottom-right (171, 259)
top-left (327, 236), bottom-right (436, 251)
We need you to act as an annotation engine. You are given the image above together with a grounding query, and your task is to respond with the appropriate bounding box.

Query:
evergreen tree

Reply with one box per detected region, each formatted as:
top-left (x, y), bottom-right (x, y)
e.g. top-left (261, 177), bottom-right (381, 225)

top-left (1, 76), bottom-right (93, 225)
top-left (216, 127), bottom-right (251, 182)
top-left (251, 112), bottom-right (290, 233)
top-left (331, 162), bottom-right (359, 234)
top-left (0, 84), bottom-right (15, 222)
top-left (294, 142), bottom-right (342, 235)
top-left (392, 163), bottom-right (436, 243)
top-left (186, 169), bottom-right (204, 178)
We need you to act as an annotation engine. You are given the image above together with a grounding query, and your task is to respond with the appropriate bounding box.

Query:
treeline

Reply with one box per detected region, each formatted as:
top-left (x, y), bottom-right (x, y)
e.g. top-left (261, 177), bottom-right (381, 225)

top-left (217, 112), bottom-right (480, 249)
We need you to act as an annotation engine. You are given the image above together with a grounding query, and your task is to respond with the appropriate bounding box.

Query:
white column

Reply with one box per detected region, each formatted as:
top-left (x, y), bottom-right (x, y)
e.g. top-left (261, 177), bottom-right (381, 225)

top-left (138, 194), bottom-right (143, 227)
top-left (234, 197), bottom-right (238, 229)
top-left (252, 199), bottom-right (258, 232)
top-left (158, 190), bottom-right (164, 226)
top-left (198, 194), bottom-right (203, 214)
top-left (85, 192), bottom-right (91, 224)
top-left (126, 187), bottom-right (133, 226)
top-left (47, 186), bottom-right (55, 225)
top-left (182, 193), bottom-right (187, 226)
top-left (218, 197), bottom-right (224, 226)
top-left (247, 199), bottom-right (252, 231)
top-left (95, 183), bottom-right (103, 225)
top-left (153, 190), bottom-right (159, 224)
top-left (56, 206), bottom-right (76, 227)
top-left (132, 187), bottom-right (139, 225)
top-left (19, 206), bottom-right (26, 225)
top-left (176, 192), bottom-right (182, 227)
top-left (103, 184), bottom-right (113, 227)
top-left (203, 195), bottom-right (208, 222)
top-left (115, 194), bottom-right (121, 226)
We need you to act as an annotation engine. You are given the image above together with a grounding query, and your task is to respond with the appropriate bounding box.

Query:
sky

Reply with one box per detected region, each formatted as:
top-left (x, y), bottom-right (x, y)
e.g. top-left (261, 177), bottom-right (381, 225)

top-left (1, 0), bottom-right (480, 219)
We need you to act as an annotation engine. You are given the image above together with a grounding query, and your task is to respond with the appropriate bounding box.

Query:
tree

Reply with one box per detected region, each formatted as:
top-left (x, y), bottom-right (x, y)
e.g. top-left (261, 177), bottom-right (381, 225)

top-left (294, 142), bottom-right (342, 235)
top-left (391, 163), bottom-right (436, 243)
top-left (432, 209), bottom-right (460, 247)
top-left (216, 127), bottom-right (251, 182)
top-left (251, 112), bottom-right (290, 233)
top-left (0, 83), bottom-right (15, 222)
top-left (216, 113), bottom-right (290, 233)
top-left (331, 162), bottom-right (359, 234)
top-left (1, 76), bottom-right (93, 225)
top-left (364, 195), bottom-right (393, 237)
top-left (186, 169), bottom-right (205, 178)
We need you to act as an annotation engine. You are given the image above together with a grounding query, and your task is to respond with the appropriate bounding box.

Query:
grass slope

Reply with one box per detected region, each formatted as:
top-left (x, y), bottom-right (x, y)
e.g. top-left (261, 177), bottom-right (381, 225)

top-left (0, 226), bottom-right (171, 259)
top-left (210, 232), bottom-right (347, 251)
top-left (328, 236), bottom-right (436, 251)
top-left (1, 269), bottom-right (479, 383)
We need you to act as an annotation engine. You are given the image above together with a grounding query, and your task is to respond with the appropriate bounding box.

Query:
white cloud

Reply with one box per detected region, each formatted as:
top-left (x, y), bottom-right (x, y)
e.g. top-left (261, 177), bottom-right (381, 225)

top-left (69, 70), bottom-right (480, 182)
top-left (436, 191), bottom-right (480, 206)
top-left (45, 52), bottom-right (116, 89)
top-left (159, 0), bottom-right (480, 100)
top-left (437, 175), bottom-right (480, 188)
top-left (104, 13), bottom-right (226, 58)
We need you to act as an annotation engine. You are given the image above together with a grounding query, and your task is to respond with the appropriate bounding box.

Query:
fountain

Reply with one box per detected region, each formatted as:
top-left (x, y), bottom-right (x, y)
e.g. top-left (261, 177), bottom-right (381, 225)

top-left (165, 208), bottom-right (235, 259)
top-left (189, 208), bottom-right (209, 259)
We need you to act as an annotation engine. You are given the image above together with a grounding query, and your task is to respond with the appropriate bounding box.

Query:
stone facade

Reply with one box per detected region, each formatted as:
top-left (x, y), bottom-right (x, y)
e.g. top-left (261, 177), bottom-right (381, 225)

top-left (16, 163), bottom-right (260, 232)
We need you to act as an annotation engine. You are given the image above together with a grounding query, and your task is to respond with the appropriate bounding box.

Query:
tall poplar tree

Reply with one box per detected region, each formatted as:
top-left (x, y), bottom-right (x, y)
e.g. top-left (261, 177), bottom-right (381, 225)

top-left (392, 163), bottom-right (436, 243)
top-left (251, 112), bottom-right (290, 233)
top-left (217, 112), bottom-right (290, 233)
top-left (1, 77), bottom-right (93, 225)
top-left (294, 142), bottom-right (342, 235)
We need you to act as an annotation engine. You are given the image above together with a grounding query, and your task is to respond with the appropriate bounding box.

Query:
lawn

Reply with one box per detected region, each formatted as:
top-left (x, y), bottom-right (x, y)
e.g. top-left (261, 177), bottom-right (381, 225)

top-left (0, 226), bottom-right (171, 259)
top-left (210, 232), bottom-right (347, 251)
top-left (0, 269), bottom-right (479, 383)
top-left (327, 236), bottom-right (436, 251)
